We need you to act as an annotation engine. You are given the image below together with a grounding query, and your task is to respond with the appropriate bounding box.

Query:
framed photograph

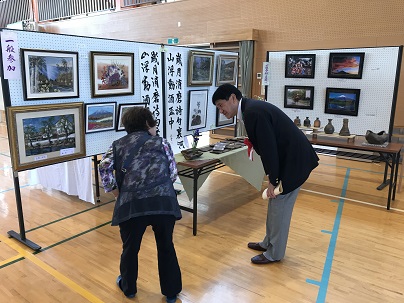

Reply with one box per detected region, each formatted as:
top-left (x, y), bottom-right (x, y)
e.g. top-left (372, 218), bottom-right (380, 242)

top-left (20, 49), bottom-right (79, 100)
top-left (325, 87), bottom-right (361, 116)
top-left (90, 51), bottom-right (134, 98)
top-left (187, 90), bottom-right (208, 131)
top-left (285, 54), bottom-right (316, 78)
top-left (216, 108), bottom-right (235, 127)
top-left (188, 50), bottom-right (214, 86)
top-left (85, 102), bottom-right (116, 133)
top-left (284, 85), bottom-right (314, 110)
top-left (6, 102), bottom-right (85, 172)
top-left (328, 52), bottom-right (365, 79)
top-left (216, 55), bottom-right (238, 86)
top-left (116, 103), bottom-right (147, 131)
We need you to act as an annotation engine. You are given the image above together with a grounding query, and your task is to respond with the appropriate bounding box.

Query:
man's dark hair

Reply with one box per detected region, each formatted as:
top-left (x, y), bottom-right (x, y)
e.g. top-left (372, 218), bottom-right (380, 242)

top-left (122, 106), bottom-right (156, 133)
top-left (212, 84), bottom-right (243, 105)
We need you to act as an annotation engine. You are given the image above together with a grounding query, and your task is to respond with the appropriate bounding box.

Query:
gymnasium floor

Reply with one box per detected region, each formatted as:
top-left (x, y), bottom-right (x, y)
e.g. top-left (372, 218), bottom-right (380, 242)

top-left (0, 123), bottom-right (403, 303)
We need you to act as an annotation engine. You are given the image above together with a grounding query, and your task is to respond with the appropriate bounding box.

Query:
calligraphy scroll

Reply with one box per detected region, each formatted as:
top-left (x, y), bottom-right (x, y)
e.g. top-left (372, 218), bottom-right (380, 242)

top-left (165, 47), bottom-right (185, 154)
top-left (138, 45), bottom-right (163, 136)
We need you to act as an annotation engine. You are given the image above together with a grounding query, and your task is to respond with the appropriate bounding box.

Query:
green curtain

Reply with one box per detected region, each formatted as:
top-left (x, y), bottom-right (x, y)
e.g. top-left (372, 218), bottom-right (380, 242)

top-left (237, 40), bottom-right (254, 136)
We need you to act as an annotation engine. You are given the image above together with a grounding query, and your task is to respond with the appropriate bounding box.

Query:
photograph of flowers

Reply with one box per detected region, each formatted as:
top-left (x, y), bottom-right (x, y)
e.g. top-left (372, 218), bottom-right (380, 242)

top-left (21, 49), bottom-right (79, 100)
top-left (328, 52), bottom-right (365, 79)
top-left (85, 102), bottom-right (116, 133)
top-left (285, 54), bottom-right (316, 78)
top-left (90, 51), bottom-right (134, 98)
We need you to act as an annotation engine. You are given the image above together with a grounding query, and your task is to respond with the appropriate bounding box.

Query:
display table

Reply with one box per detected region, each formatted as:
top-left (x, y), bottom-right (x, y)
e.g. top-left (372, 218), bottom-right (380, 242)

top-left (175, 146), bottom-right (266, 235)
top-left (309, 136), bottom-right (402, 209)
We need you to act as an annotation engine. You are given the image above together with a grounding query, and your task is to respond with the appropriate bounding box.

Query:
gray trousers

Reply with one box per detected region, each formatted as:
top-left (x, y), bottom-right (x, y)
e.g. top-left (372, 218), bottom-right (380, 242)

top-left (259, 187), bottom-right (300, 261)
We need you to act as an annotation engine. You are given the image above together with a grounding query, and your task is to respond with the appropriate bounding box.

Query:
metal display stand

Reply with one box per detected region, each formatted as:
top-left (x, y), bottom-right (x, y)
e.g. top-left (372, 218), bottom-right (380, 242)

top-left (8, 171), bottom-right (41, 251)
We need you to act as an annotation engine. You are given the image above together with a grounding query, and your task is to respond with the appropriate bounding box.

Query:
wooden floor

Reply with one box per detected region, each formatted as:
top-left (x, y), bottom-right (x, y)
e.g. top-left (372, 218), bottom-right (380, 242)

top-left (0, 122), bottom-right (403, 303)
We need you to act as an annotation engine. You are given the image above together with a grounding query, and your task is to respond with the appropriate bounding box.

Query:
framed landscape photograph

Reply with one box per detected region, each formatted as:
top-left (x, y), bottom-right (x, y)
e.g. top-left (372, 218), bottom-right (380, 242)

top-left (187, 90), bottom-right (208, 131)
top-left (85, 102), bottom-right (116, 133)
top-left (188, 50), bottom-right (214, 86)
top-left (284, 85), bottom-right (314, 109)
top-left (325, 87), bottom-right (361, 116)
top-left (116, 103), bottom-right (147, 131)
top-left (7, 102), bottom-right (85, 171)
top-left (285, 54), bottom-right (316, 78)
top-left (216, 108), bottom-right (235, 127)
top-left (328, 52), bottom-right (365, 79)
top-left (20, 49), bottom-right (79, 100)
top-left (216, 55), bottom-right (238, 86)
top-left (90, 51), bottom-right (134, 98)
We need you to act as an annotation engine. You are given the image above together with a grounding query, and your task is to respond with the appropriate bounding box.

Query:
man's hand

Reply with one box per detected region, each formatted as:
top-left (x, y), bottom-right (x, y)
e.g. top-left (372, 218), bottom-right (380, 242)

top-left (265, 182), bottom-right (277, 199)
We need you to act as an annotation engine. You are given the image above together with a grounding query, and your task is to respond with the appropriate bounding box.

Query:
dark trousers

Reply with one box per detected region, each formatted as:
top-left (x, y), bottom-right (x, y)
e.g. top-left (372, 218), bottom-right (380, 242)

top-left (118, 215), bottom-right (182, 297)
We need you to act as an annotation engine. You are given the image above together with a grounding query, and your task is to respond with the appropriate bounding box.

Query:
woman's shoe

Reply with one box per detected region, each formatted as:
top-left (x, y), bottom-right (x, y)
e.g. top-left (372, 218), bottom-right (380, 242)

top-left (116, 275), bottom-right (136, 298)
top-left (166, 295), bottom-right (177, 303)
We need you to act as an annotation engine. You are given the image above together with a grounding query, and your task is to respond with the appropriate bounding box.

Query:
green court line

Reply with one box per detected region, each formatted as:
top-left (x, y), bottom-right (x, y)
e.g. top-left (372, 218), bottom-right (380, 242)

top-left (34, 221), bottom-right (112, 254)
top-left (0, 257), bottom-right (25, 269)
top-left (0, 221), bottom-right (113, 268)
top-left (26, 199), bottom-right (115, 232)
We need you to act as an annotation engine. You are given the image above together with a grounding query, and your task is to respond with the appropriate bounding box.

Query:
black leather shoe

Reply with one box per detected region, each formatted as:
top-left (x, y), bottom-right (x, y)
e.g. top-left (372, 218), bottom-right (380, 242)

top-left (251, 254), bottom-right (280, 264)
top-left (247, 242), bottom-right (266, 251)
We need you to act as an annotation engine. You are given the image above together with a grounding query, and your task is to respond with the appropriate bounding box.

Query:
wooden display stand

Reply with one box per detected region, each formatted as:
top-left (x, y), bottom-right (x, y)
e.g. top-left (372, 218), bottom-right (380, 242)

top-left (312, 132), bottom-right (356, 143)
top-left (299, 127), bottom-right (356, 143)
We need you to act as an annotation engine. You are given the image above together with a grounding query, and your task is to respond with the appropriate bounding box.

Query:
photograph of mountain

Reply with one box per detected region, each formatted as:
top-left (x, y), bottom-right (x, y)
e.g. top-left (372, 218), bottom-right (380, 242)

top-left (85, 102), bottom-right (116, 133)
top-left (325, 88), bottom-right (360, 116)
top-left (328, 52), bottom-right (365, 79)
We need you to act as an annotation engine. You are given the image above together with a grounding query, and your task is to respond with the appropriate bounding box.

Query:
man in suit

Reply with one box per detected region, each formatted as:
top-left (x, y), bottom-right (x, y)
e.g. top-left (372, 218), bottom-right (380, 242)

top-left (212, 84), bottom-right (319, 264)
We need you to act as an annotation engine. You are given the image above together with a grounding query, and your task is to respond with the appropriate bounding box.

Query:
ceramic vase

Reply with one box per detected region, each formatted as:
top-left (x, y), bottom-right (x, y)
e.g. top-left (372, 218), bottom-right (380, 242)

top-left (313, 117), bottom-right (321, 128)
top-left (303, 117), bottom-right (311, 127)
top-left (339, 118), bottom-right (351, 136)
top-left (294, 116), bottom-right (301, 126)
top-left (324, 119), bottom-right (335, 134)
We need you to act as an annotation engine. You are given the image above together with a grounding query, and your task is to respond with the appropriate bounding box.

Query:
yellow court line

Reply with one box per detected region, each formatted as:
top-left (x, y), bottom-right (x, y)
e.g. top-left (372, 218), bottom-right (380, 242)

top-left (0, 235), bottom-right (105, 303)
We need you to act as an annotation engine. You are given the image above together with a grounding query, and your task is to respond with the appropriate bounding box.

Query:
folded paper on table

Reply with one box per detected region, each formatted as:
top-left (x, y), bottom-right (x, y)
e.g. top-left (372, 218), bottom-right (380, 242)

top-left (262, 181), bottom-right (283, 199)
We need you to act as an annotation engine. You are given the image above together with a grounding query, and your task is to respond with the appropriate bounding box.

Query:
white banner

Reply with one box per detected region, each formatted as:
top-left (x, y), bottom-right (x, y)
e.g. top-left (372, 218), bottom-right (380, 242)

top-left (1, 31), bottom-right (21, 79)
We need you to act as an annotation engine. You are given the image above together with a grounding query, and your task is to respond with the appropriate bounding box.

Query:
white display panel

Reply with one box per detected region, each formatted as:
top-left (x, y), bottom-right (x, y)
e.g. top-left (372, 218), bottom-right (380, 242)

top-left (1, 29), bottom-right (237, 157)
top-left (266, 47), bottom-right (400, 135)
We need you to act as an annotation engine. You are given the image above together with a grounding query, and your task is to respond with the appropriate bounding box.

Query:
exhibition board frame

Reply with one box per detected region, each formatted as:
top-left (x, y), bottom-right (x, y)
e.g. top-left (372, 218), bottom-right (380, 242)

top-left (265, 46), bottom-right (403, 138)
top-left (0, 28), bottom-right (238, 249)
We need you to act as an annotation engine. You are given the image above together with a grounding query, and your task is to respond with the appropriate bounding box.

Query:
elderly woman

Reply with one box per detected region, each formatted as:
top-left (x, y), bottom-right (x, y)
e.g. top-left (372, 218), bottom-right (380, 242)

top-left (99, 106), bottom-right (182, 303)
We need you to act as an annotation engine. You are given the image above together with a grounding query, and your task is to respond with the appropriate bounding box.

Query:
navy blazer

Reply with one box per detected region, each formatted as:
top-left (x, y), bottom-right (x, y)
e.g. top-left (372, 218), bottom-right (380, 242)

top-left (241, 98), bottom-right (319, 194)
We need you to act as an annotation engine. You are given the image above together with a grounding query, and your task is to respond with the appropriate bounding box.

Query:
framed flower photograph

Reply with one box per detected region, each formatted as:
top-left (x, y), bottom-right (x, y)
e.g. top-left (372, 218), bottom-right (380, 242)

top-left (285, 54), bottom-right (316, 78)
top-left (90, 51), bottom-right (134, 98)
top-left (187, 90), bottom-right (208, 131)
top-left (85, 102), bottom-right (116, 133)
top-left (328, 52), bottom-right (365, 79)
top-left (216, 55), bottom-right (238, 86)
top-left (188, 50), bottom-right (215, 86)
top-left (216, 108), bottom-right (235, 127)
top-left (325, 87), bottom-right (361, 116)
top-left (284, 85), bottom-right (314, 109)
top-left (116, 103), bottom-right (147, 131)
top-left (20, 49), bottom-right (79, 100)
top-left (6, 102), bottom-right (85, 171)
